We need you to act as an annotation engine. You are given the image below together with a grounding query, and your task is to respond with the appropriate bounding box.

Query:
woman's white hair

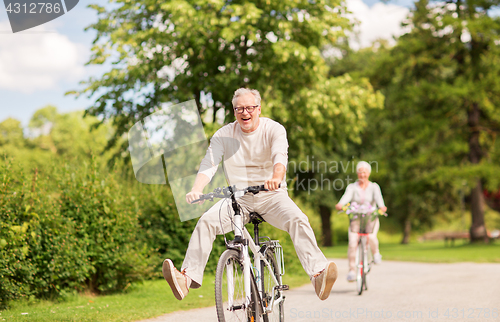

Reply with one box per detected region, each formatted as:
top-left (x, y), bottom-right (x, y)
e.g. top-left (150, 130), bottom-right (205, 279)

top-left (356, 161), bottom-right (372, 173)
top-left (232, 88), bottom-right (261, 107)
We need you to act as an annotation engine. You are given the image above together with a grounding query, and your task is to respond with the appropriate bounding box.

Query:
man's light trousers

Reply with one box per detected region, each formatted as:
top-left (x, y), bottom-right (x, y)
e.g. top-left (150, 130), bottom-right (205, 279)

top-left (181, 189), bottom-right (328, 287)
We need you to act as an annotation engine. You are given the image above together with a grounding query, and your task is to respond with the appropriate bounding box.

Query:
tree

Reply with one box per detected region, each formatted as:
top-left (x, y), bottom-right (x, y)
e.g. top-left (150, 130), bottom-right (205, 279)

top-left (28, 105), bottom-right (58, 153)
top-left (72, 0), bottom-right (351, 152)
top-left (0, 118), bottom-right (25, 147)
top-left (282, 75), bottom-right (384, 245)
top-left (28, 106), bottom-right (111, 159)
top-left (362, 0), bottom-right (500, 242)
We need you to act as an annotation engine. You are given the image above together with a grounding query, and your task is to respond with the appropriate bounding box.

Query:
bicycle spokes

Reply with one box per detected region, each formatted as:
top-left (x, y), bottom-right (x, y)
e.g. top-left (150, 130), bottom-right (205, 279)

top-left (216, 250), bottom-right (258, 322)
top-left (226, 261), bottom-right (235, 308)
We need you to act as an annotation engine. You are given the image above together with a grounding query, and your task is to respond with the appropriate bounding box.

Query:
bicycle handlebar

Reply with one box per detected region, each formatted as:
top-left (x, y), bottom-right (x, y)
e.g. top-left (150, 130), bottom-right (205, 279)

top-left (190, 184), bottom-right (272, 204)
top-left (339, 206), bottom-right (388, 218)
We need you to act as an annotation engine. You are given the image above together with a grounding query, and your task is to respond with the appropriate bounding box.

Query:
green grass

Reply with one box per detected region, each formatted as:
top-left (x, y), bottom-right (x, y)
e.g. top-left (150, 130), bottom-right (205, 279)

top-left (321, 240), bottom-right (500, 263)
top-left (0, 274), bottom-right (310, 322)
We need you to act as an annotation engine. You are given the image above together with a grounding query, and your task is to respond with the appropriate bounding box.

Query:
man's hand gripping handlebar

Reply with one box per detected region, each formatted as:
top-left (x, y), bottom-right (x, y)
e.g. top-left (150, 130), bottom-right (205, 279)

top-left (189, 185), bottom-right (276, 204)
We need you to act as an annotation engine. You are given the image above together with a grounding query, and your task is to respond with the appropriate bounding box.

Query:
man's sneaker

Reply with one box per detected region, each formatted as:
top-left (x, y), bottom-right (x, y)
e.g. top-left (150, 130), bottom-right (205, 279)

top-left (162, 259), bottom-right (191, 300)
top-left (374, 252), bottom-right (382, 264)
top-left (346, 270), bottom-right (356, 282)
top-left (311, 262), bottom-right (338, 300)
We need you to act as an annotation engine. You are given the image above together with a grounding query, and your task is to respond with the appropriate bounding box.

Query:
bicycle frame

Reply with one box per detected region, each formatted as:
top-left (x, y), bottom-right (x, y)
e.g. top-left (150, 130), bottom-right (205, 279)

top-left (247, 229), bottom-right (284, 313)
top-left (193, 185), bottom-right (288, 314)
top-left (230, 211), bottom-right (285, 314)
top-left (197, 185), bottom-right (288, 321)
top-left (356, 233), bottom-right (372, 273)
top-left (354, 232), bottom-right (374, 296)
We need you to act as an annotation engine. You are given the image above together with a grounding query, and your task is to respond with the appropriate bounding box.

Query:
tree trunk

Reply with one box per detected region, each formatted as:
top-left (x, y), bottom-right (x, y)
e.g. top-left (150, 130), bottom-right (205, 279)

top-left (401, 216), bottom-right (412, 244)
top-left (470, 179), bottom-right (488, 242)
top-left (319, 205), bottom-right (333, 246)
top-left (467, 103), bottom-right (488, 243)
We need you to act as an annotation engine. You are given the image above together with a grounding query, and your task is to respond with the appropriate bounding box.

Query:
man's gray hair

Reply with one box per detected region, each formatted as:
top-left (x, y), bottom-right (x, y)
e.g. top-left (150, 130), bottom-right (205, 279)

top-left (232, 88), bottom-right (261, 107)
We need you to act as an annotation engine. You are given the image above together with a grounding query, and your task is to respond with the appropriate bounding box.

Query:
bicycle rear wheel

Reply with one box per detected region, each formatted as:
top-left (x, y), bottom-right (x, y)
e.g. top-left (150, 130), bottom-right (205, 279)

top-left (215, 249), bottom-right (260, 322)
top-left (355, 239), bottom-right (365, 295)
top-left (261, 248), bottom-right (284, 322)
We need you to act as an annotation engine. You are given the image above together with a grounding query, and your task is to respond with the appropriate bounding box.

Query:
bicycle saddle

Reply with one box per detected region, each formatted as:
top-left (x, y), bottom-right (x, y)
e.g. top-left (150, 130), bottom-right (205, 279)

top-left (249, 212), bottom-right (266, 224)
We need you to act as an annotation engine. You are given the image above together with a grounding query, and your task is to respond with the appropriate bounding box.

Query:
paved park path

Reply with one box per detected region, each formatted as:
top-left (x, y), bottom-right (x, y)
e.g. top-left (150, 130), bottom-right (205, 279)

top-left (139, 259), bottom-right (500, 322)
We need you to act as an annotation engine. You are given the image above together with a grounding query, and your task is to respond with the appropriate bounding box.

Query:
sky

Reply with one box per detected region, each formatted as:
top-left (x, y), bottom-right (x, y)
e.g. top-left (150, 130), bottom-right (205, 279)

top-left (0, 0), bottom-right (415, 126)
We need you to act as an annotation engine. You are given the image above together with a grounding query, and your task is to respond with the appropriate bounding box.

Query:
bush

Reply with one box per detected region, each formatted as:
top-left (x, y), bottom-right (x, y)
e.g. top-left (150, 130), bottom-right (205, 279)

top-left (57, 159), bottom-right (151, 293)
top-left (0, 157), bottom-right (153, 308)
top-left (0, 163), bottom-right (38, 307)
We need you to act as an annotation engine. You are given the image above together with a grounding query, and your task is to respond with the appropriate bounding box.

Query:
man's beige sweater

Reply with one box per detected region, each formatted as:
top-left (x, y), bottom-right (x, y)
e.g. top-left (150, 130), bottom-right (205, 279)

top-left (198, 117), bottom-right (288, 189)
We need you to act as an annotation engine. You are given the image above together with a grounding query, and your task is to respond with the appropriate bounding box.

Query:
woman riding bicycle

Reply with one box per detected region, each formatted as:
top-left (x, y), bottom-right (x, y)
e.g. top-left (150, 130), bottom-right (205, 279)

top-left (335, 161), bottom-right (387, 282)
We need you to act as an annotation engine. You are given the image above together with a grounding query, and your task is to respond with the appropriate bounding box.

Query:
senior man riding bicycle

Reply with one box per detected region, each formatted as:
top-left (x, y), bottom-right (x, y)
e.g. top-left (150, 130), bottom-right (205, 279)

top-left (163, 88), bottom-right (338, 301)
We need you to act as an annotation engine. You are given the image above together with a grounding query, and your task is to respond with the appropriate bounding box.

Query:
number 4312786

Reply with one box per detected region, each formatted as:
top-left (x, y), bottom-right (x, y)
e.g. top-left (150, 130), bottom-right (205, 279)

top-left (6, 3), bottom-right (62, 14)
top-left (443, 308), bottom-right (498, 319)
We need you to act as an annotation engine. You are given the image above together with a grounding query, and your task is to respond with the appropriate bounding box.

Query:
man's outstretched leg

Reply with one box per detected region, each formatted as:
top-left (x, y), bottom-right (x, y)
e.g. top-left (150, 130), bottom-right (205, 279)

top-left (162, 201), bottom-right (225, 300)
top-left (256, 189), bottom-right (338, 300)
top-left (162, 259), bottom-right (191, 300)
top-left (163, 198), bottom-right (252, 300)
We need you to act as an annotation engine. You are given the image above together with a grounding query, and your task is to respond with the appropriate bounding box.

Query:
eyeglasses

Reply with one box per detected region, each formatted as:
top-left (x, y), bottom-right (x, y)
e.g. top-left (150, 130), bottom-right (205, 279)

top-left (234, 105), bottom-right (258, 114)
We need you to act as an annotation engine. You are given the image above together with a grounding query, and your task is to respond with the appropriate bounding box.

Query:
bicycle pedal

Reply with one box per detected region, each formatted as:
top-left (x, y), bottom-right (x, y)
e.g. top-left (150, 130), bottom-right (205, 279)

top-left (277, 284), bottom-right (289, 291)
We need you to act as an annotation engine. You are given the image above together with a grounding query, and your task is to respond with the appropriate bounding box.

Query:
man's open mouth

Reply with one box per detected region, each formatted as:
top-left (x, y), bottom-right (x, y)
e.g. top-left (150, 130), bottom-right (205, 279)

top-left (242, 117), bottom-right (251, 121)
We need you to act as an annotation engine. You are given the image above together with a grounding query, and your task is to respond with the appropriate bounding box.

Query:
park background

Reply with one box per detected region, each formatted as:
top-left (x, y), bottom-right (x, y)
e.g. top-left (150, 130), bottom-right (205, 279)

top-left (1, 0), bottom-right (500, 320)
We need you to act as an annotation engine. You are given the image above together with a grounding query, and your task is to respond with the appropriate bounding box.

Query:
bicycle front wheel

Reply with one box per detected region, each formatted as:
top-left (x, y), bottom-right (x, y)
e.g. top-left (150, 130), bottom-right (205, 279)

top-left (215, 249), bottom-right (260, 322)
top-left (261, 248), bottom-right (284, 322)
top-left (364, 243), bottom-right (372, 291)
top-left (356, 239), bottom-right (365, 295)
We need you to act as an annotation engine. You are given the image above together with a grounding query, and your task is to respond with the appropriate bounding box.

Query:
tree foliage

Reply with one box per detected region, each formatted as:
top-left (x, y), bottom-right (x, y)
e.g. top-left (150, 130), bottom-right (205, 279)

top-left (73, 0), bottom-right (351, 152)
top-left (0, 118), bottom-right (24, 147)
top-left (282, 75), bottom-right (384, 245)
top-left (330, 0), bottom-right (500, 242)
top-left (28, 106), bottom-right (111, 158)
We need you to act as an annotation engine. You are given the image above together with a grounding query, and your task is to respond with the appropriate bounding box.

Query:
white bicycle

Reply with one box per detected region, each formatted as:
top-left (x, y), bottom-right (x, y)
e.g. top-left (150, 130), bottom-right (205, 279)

top-left (193, 185), bottom-right (288, 322)
top-left (354, 222), bottom-right (373, 296)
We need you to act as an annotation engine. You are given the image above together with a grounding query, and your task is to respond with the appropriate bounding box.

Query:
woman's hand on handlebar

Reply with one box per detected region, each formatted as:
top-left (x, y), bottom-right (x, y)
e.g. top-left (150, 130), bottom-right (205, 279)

top-left (186, 190), bottom-right (204, 204)
top-left (335, 203), bottom-right (343, 211)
